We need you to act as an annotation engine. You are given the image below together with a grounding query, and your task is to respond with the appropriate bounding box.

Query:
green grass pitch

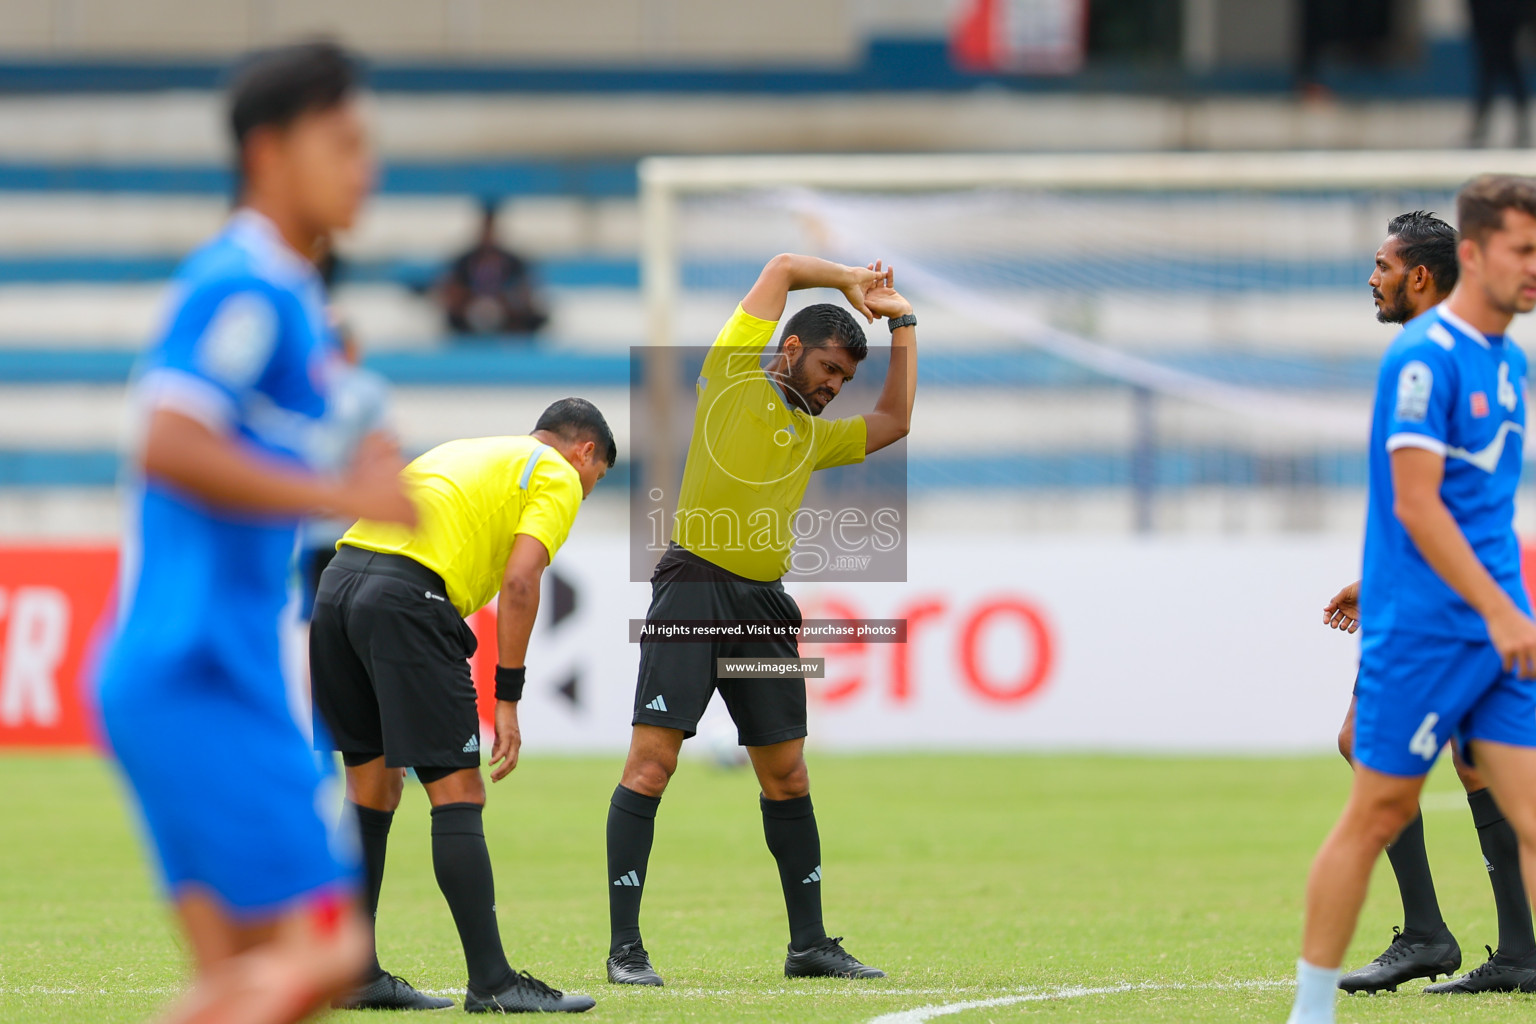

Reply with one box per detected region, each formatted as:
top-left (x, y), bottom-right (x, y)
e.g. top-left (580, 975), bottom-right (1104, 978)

top-left (2, 751), bottom-right (1532, 1022)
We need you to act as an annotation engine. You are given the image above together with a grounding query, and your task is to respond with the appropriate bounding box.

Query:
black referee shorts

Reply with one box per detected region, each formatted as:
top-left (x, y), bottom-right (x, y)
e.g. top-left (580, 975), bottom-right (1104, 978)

top-left (633, 543), bottom-right (806, 747)
top-left (310, 546), bottom-right (482, 771)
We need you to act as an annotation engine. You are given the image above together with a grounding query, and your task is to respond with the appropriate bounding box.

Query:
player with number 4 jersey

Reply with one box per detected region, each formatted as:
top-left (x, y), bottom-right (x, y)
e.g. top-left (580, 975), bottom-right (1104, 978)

top-left (1354, 289), bottom-right (1530, 774)
top-left (1327, 212), bottom-right (1536, 999)
top-left (1286, 175), bottom-right (1536, 1024)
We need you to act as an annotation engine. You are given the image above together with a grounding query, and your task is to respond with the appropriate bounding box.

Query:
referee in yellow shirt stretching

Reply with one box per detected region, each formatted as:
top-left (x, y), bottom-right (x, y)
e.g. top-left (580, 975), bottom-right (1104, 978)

top-left (606, 255), bottom-right (916, 985)
top-left (311, 398), bottom-right (612, 1014)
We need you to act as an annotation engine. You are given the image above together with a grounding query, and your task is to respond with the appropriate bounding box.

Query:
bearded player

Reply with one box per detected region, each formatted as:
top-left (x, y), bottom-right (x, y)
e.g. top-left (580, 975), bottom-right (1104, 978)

top-left (1326, 212), bottom-right (1536, 996)
top-left (1286, 176), bottom-right (1536, 1024)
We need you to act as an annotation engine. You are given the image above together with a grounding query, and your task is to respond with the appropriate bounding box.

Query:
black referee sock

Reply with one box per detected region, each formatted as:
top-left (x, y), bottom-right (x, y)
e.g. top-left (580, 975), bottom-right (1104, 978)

top-left (1385, 811), bottom-right (1446, 937)
top-left (1469, 787), bottom-right (1535, 959)
top-left (761, 794), bottom-right (827, 951)
top-left (607, 785), bottom-right (660, 956)
top-left (430, 802), bottom-right (515, 994)
top-left (350, 801), bottom-right (394, 979)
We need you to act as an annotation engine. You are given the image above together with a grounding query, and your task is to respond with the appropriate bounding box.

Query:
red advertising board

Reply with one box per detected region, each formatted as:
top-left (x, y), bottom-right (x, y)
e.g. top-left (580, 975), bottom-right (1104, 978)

top-left (0, 546), bottom-right (117, 748)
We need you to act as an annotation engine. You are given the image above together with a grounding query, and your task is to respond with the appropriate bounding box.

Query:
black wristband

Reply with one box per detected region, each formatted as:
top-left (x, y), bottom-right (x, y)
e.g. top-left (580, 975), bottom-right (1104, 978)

top-left (887, 312), bottom-right (917, 331)
top-left (495, 665), bottom-right (526, 702)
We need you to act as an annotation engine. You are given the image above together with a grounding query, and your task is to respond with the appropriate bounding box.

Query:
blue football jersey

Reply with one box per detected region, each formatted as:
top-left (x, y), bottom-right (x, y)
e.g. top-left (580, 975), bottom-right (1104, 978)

top-left (109, 210), bottom-right (349, 685)
top-left (1361, 304), bottom-right (1529, 639)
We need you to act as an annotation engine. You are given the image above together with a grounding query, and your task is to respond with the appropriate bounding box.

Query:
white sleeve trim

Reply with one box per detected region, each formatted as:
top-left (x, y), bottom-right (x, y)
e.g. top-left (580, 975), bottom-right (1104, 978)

top-left (1386, 432), bottom-right (1448, 456)
top-left (137, 367), bottom-right (236, 431)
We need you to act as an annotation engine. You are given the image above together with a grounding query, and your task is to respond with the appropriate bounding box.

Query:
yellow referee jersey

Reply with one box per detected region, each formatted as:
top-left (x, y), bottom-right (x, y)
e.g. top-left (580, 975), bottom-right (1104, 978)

top-left (672, 304), bottom-right (867, 581)
top-left (341, 435), bottom-right (583, 617)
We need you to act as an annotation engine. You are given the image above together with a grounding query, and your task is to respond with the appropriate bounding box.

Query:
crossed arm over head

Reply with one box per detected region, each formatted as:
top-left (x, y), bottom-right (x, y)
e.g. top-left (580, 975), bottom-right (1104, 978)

top-left (859, 262), bottom-right (916, 454)
top-left (738, 253), bottom-right (917, 455)
top-left (740, 253), bottom-right (879, 323)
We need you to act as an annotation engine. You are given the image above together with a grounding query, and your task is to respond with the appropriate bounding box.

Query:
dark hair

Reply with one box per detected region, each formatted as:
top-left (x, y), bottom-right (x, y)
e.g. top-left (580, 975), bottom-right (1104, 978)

top-left (1386, 210), bottom-right (1459, 292)
top-left (228, 41), bottom-right (359, 155)
top-left (1457, 174), bottom-right (1536, 245)
top-left (777, 303), bottom-right (868, 362)
top-left (535, 397), bottom-right (617, 467)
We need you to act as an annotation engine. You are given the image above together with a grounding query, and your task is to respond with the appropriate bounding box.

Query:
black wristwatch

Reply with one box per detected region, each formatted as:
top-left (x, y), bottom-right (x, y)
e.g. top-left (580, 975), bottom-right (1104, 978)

top-left (887, 313), bottom-right (917, 332)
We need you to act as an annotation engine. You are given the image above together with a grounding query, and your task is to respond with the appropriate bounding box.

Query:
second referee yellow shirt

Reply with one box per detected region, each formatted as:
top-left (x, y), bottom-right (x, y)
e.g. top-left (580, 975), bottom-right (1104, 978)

top-left (341, 435), bottom-right (583, 617)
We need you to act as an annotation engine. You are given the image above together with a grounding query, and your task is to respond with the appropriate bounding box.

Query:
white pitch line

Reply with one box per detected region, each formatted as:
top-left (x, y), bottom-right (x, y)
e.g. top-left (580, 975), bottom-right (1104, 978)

top-left (0, 984), bottom-right (1152, 1000)
top-left (0, 978), bottom-right (1293, 1011)
top-left (865, 979), bottom-right (1291, 1024)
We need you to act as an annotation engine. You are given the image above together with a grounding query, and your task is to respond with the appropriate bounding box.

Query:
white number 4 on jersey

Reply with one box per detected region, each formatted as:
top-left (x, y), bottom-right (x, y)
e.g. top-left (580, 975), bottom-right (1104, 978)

top-left (1499, 361), bottom-right (1518, 413)
top-left (1409, 713), bottom-right (1442, 761)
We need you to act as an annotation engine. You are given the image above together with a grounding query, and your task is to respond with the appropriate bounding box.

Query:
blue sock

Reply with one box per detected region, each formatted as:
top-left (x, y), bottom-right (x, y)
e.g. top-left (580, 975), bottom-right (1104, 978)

top-left (1286, 959), bottom-right (1339, 1024)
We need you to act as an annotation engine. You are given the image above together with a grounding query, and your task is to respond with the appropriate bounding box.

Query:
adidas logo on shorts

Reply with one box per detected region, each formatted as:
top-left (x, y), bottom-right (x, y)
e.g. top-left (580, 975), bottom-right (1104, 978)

top-left (463, 734), bottom-right (480, 754)
top-left (644, 695), bottom-right (668, 713)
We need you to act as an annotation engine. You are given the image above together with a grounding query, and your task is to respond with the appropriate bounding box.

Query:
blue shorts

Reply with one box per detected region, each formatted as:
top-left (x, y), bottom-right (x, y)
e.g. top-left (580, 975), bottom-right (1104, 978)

top-left (97, 655), bottom-right (358, 918)
top-left (1354, 629), bottom-right (1536, 777)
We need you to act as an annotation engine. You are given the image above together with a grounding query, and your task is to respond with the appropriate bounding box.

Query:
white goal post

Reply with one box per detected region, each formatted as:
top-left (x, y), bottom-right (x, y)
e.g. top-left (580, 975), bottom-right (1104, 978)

top-left (639, 149), bottom-right (1536, 350)
top-left (634, 150), bottom-right (1536, 532)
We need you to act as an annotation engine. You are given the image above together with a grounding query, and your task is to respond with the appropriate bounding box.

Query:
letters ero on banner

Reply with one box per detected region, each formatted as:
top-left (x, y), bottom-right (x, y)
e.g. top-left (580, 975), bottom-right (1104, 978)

top-left (795, 592), bottom-right (1054, 707)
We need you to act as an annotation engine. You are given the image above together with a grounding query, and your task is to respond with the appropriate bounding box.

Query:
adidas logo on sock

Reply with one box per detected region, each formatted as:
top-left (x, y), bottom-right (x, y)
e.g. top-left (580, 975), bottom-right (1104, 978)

top-left (463, 734), bottom-right (480, 753)
top-left (613, 869), bottom-right (641, 887)
top-left (644, 695), bottom-right (668, 713)
top-left (802, 865), bottom-right (821, 884)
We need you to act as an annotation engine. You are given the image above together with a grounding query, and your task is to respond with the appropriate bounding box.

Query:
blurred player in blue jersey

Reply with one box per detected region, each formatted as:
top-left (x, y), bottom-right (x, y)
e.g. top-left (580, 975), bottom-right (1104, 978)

top-left (1286, 175), bottom-right (1536, 1024)
top-left (1326, 213), bottom-right (1536, 996)
top-left (95, 42), bottom-right (418, 1024)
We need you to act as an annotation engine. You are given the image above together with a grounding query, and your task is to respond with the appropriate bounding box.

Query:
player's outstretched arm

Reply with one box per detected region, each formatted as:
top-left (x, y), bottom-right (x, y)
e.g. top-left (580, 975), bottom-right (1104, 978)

top-left (861, 263), bottom-right (917, 454)
top-left (490, 532), bottom-right (550, 782)
top-left (1393, 447), bottom-right (1536, 675)
top-left (740, 253), bottom-right (881, 323)
top-left (1323, 580), bottom-right (1360, 633)
top-left (141, 409), bottom-right (415, 525)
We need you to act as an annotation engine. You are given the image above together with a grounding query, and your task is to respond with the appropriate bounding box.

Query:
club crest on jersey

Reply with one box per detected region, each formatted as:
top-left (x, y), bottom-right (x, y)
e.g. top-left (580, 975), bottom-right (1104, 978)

top-left (1395, 361), bottom-right (1432, 423)
top-left (1471, 391), bottom-right (1490, 418)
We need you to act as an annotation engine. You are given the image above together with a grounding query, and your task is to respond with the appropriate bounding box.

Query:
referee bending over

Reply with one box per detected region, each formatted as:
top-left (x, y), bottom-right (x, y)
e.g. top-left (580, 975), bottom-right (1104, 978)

top-left (606, 255), bottom-right (916, 984)
top-left (312, 398), bottom-right (613, 1014)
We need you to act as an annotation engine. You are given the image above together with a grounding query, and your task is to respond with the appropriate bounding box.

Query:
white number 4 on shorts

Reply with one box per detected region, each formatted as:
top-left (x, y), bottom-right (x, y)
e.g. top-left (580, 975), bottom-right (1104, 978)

top-left (1409, 713), bottom-right (1442, 761)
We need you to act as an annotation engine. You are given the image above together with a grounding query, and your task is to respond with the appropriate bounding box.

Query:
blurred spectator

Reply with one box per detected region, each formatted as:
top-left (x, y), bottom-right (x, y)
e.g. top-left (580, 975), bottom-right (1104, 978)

top-left (1468, 0), bottom-right (1533, 147)
top-left (434, 202), bottom-right (549, 337)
